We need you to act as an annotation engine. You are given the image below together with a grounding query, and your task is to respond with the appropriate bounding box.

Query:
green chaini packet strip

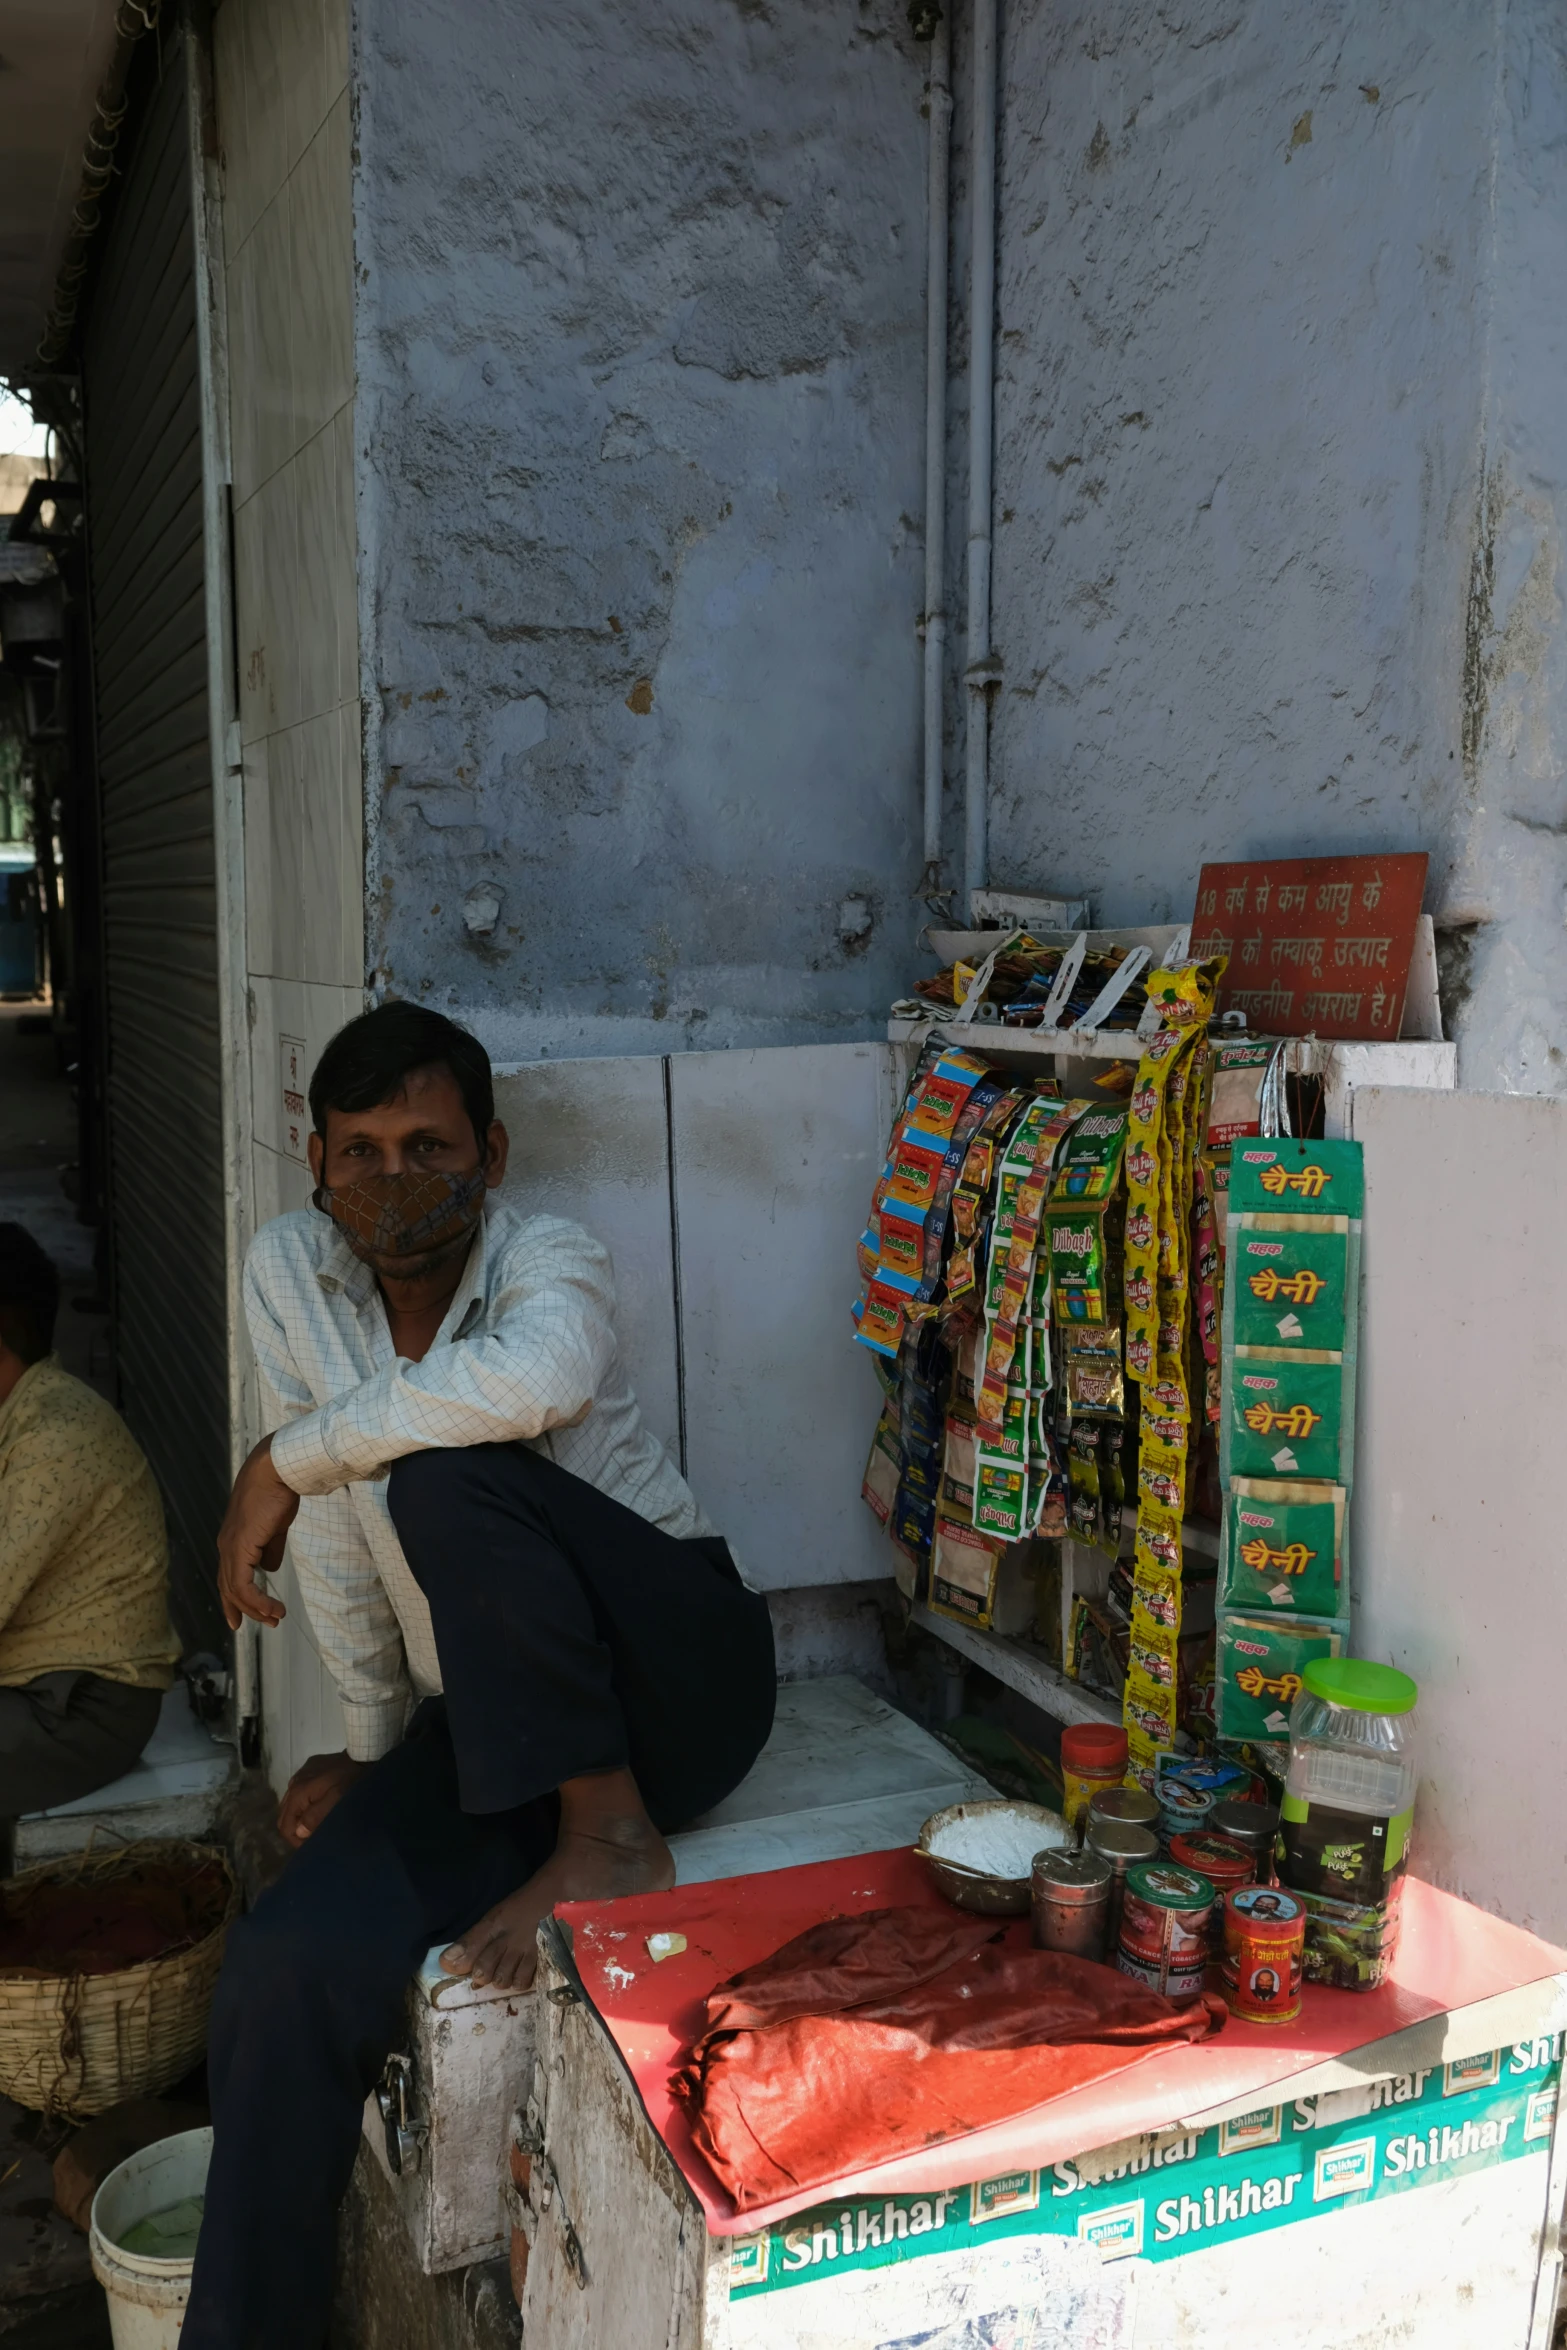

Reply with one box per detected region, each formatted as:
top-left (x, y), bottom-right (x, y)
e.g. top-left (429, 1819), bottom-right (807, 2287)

top-left (1216, 1612), bottom-right (1347, 1746)
top-left (1224, 1355), bottom-right (1354, 1485)
top-left (1229, 1224), bottom-right (1349, 1351)
top-left (1221, 1481), bottom-right (1345, 1619)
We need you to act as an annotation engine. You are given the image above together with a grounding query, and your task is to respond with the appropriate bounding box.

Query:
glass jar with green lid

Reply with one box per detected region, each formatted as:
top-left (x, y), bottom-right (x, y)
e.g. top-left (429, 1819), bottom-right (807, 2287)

top-left (1287, 1658), bottom-right (1419, 1818)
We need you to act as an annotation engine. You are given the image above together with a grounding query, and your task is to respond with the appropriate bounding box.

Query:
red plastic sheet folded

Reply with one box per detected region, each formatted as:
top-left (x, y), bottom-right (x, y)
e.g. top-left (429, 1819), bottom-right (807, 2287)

top-left (672, 1904), bottom-right (1223, 2211)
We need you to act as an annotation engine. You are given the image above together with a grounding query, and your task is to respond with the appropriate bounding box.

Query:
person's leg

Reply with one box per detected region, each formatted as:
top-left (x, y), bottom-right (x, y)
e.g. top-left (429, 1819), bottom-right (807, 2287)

top-left (182, 1706), bottom-right (554, 2350)
top-left (386, 1443), bottom-right (776, 1824)
top-left (386, 1443), bottom-right (776, 1985)
top-left (0, 1672), bottom-right (163, 1816)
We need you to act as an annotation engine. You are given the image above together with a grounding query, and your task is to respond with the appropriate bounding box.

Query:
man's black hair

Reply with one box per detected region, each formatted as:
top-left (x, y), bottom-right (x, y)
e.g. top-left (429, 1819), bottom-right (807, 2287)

top-left (0, 1223), bottom-right (60, 1365)
top-left (309, 1002), bottom-right (495, 1150)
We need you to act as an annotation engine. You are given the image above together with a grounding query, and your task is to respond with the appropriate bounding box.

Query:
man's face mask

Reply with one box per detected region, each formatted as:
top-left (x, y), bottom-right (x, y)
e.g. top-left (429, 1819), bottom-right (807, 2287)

top-left (315, 1165), bottom-right (487, 1272)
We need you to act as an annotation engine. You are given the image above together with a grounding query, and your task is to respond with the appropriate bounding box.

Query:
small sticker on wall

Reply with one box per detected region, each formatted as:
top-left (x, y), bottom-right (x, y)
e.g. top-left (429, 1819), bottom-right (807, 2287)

top-left (280, 1035), bottom-right (308, 1160)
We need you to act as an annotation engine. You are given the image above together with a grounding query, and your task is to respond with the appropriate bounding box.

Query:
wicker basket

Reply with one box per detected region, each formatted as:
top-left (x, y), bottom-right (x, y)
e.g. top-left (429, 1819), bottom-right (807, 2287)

top-left (0, 1840), bottom-right (239, 2119)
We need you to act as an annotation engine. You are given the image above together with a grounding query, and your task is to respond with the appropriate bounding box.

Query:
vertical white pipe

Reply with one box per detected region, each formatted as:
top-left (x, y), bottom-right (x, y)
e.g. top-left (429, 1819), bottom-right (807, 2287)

top-left (921, 12), bottom-right (952, 876)
top-left (964, 0), bottom-right (998, 913)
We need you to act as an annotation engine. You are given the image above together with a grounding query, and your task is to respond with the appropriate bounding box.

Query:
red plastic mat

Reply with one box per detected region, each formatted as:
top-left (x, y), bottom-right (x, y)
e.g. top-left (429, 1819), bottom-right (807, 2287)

top-left (558, 1850), bottom-right (1567, 2238)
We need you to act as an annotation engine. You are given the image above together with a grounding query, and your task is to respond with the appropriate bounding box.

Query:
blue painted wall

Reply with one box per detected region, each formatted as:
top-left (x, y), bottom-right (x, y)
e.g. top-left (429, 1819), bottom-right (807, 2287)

top-left (974, 0), bottom-right (1567, 1088)
top-left (355, 0), bottom-right (930, 1065)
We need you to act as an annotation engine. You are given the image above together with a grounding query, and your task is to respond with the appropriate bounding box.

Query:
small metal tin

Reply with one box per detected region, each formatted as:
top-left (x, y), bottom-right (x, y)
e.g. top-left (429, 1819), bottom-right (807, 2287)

top-left (1209, 1798), bottom-right (1280, 1881)
top-left (1085, 1817), bottom-right (1159, 1948)
top-left (1087, 1787), bottom-right (1160, 1834)
top-left (1222, 1884), bottom-right (1305, 2024)
top-left (1155, 1781), bottom-right (1212, 1852)
top-left (1031, 1848), bottom-right (1113, 1961)
top-left (1115, 1861), bottom-right (1216, 2002)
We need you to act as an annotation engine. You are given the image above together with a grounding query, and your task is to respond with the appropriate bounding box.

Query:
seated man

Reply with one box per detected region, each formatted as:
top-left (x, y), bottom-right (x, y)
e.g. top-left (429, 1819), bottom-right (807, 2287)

top-left (186, 1003), bottom-right (776, 2350)
top-left (0, 1225), bottom-right (177, 1818)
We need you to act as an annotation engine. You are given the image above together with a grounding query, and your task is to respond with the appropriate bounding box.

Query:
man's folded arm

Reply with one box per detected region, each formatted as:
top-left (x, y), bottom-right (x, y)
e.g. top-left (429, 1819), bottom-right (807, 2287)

top-left (270, 1230), bottom-right (617, 1496)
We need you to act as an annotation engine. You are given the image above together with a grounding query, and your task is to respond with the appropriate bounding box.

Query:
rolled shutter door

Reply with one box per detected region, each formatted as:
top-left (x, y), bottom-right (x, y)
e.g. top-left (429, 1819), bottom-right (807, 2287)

top-left (81, 46), bottom-right (229, 1651)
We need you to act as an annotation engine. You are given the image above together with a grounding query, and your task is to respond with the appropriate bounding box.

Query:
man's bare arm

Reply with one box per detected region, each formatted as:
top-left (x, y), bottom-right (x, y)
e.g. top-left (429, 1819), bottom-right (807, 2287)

top-left (216, 1439), bottom-right (298, 1630)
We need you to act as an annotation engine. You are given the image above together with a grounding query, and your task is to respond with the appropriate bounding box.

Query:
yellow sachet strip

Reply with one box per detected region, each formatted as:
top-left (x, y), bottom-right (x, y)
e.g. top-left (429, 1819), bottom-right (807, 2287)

top-left (1131, 1560), bottom-right (1182, 1640)
top-left (1122, 1031), bottom-right (1179, 1383)
top-left (1125, 1675), bottom-right (1179, 1749)
top-left (1133, 1508), bottom-right (1184, 1578)
top-left (1120, 960), bottom-right (1225, 1766)
top-left (1127, 1725), bottom-right (1164, 1789)
top-left (1129, 1627), bottom-right (1178, 1696)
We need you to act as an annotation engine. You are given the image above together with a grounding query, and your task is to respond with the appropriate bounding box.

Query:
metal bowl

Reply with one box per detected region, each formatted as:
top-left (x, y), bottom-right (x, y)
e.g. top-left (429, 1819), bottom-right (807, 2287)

top-left (917, 1799), bottom-right (1072, 1916)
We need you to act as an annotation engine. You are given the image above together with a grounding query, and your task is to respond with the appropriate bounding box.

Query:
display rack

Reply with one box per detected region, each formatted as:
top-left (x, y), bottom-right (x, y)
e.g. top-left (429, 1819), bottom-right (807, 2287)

top-left (892, 1011), bottom-right (1454, 1734)
top-left (911, 1512), bottom-right (1217, 1734)
top-left (909, 1601), bottom-right (1122, 1729)
top-left (888, 1017), bottom-right (1456, 1140)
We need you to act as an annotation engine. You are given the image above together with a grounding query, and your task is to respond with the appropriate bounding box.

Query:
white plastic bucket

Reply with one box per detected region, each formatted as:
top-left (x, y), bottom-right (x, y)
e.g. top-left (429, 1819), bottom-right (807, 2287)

top-left (88, 2127), bottom-right (212, 2350)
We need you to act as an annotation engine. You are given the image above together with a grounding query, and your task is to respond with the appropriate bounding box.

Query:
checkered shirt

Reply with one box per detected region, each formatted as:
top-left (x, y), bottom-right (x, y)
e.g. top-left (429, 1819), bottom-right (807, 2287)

top-left (245, 1198), bottom-right (716, 1761)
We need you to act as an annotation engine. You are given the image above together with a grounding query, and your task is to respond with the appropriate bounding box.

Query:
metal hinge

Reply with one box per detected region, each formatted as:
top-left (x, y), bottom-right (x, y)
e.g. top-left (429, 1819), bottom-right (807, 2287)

top-left (508, 2100), bottom-right (587, 2288)
top-left (375, 2052), bottom-right (428, 2176)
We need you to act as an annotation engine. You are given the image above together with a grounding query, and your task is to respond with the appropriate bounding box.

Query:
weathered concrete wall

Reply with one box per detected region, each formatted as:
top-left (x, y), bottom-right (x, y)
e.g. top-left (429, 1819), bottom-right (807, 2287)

top-left (356, 0), bottom-right (928, 1064)
top-left (978, 0), bottom-right (1567, 1091)
top-left (1441, 8), bottom-right (1567, 1090)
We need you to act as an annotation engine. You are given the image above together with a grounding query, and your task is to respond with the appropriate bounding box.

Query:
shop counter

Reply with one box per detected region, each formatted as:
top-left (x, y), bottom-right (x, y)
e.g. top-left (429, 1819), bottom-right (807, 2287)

top-left (517, 1848), bottom-right (1567, 2350)
top-left (359, 1678), bottom-right (991, 2274)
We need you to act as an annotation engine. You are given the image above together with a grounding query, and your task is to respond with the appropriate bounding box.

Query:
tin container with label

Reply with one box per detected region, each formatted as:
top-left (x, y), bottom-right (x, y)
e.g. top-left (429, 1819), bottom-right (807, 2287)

top-left (1169, 1831), bottom-right (1256, 1955)
top-left (1222, 1883), bottom-right (1305, 2024)
top-left (1156, 1780), bottom-right (1212, 1853)
top-left (1031, 1848), bottom-right (1113, 1960)
top-left (1115, 1861), bottom-right (1215, 2002)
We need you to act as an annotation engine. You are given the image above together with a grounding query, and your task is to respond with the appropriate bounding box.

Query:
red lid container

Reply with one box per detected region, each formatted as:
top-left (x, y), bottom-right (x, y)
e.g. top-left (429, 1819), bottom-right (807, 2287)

top-left (1169, 1831), bottom-right (1254, 1890)
top-left (1061, 1722), bottom-right (1129, 1771)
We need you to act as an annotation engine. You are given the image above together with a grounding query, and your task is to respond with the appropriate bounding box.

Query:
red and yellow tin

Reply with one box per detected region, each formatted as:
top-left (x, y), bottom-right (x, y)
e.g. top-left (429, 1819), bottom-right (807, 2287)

top-left (1222, 1884), bottom-right (1305, 2024)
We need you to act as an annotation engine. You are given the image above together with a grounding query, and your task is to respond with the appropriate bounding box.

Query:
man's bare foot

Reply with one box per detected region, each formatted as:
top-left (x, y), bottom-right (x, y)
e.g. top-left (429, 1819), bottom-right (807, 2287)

top-left (441, 1768), bottom-right (675, 1992)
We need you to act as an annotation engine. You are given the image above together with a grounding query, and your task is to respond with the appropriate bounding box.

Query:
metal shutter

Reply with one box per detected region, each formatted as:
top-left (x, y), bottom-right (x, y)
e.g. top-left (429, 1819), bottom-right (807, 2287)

top-left (80, 46), bottom-right (228, 1652)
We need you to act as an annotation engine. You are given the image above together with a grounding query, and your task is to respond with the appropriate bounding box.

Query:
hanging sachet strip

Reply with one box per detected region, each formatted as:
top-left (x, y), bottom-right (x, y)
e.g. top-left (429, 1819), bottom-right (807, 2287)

top-left (1120, 959), bottom-right (1226, 1780)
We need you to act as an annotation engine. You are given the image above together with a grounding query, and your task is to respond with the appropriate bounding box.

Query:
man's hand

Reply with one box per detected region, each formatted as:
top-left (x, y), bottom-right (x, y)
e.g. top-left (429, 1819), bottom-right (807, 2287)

top-left (218, 1437), bottom-right (300, 1631)
top-left (277, 1750), bottom-right (368, 1847)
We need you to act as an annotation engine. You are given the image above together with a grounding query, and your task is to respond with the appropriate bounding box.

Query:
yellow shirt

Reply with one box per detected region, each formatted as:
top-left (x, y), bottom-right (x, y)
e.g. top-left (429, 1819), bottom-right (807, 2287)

top-left (0, 1356), bottom-right (178, 1690)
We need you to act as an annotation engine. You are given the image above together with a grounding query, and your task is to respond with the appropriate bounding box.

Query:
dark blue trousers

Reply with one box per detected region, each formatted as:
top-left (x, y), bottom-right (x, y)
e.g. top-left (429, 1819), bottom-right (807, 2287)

top-left (184, 1444), bottom-right (775, 2348)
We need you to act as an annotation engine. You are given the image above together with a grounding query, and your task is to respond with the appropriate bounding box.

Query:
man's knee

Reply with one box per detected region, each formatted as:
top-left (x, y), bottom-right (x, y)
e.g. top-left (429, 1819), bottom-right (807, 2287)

top-left (387, 1442), bottom-right (544, 1549)
top-left (385, 1446), bottom-right (479, 1548)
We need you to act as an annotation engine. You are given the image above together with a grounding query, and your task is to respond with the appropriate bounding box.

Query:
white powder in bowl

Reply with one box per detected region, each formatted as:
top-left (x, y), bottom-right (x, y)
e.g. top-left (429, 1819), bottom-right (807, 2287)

top-left (927, 1807), bottom-right (1070, 1880)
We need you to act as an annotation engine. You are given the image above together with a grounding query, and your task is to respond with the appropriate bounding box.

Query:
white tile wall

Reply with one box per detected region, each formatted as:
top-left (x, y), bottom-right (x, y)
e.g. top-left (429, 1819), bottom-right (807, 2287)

top-left (492, 1059), bottom-right (681, 1461)
top-left (252, 1138), bottom-right (315, 1228)
top-left (289, 95), bottom-right (354, 443)
top-left (215, 0), bottom-right (362, 996)
top-left (259, 1042), bottom-right (905, 1788)
top-left (214, 0), bottom-right (364, 1786)
top-left (293, 424), bottom-right (344, 721)
top-left (670, 1043), bottom-right (903, 1592)
top-left (247, 972), bottom-right (364, 1159)
top-left (241, 181), bottom-right (297, 499)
